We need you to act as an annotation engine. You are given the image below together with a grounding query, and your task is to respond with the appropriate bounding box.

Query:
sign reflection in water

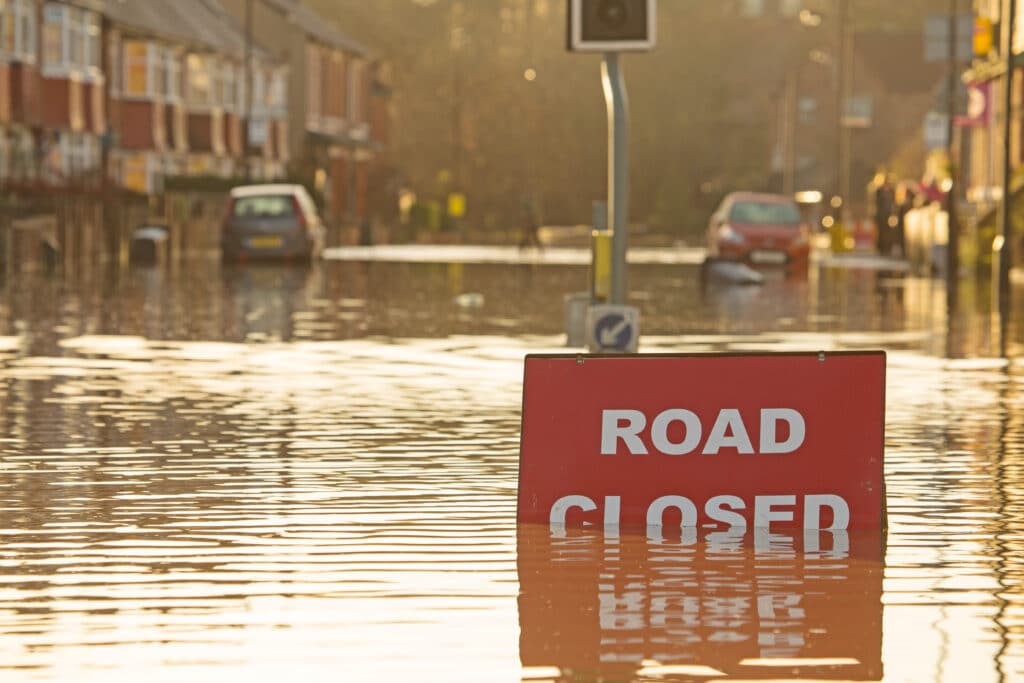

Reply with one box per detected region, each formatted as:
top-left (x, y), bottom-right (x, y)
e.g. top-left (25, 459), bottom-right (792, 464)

top-left (518, 525), bottom-right (884, 681)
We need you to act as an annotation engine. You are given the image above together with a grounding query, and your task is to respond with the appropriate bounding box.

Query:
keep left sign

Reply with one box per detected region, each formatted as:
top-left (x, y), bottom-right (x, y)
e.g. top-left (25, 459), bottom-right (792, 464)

top-left (517, 352), bottom-right (886, 531)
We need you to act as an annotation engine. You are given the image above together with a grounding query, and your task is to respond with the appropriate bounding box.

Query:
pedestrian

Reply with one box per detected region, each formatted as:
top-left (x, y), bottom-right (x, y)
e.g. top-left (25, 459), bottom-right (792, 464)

top-left (518, 198), bottom-right (543, 250)
top-left (893, 181), bottom-right (917, 258)
top-left (870, 172), bottom-right (895, 255)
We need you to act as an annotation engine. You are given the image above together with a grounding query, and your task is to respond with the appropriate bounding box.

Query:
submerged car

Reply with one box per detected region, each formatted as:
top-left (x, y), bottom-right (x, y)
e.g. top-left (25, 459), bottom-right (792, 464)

top-left (220, 184), bottom-right (325, 262)
top-left (706, 192), bottom-right (810, 270)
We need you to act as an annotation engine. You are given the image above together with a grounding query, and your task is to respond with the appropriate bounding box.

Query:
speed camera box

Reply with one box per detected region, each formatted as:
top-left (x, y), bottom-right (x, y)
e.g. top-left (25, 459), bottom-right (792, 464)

top-left (568, 0), bottom-right (657, 52)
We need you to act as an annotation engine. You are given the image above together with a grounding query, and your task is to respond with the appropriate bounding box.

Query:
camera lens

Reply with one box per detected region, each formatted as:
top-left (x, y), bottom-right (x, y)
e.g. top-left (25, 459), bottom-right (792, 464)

top-left (596, 0), bottom-right (629, 28)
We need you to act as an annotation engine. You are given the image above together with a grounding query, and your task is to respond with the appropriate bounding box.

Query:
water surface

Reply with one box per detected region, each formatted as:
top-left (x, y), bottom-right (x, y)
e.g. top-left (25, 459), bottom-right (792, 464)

top-left (0, 257), bottom-right (1021, 682)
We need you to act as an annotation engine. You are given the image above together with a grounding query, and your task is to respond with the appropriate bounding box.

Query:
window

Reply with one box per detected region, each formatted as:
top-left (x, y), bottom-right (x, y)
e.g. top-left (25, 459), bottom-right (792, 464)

top-left (165, 49), bottom-right (182, 102)
top-left (42, 4), bottom-right (101, 76)
top-left (61, 132), bottom-right (97, 178)
top-left (67, 7), bottom-right (82, 68)
top-left (235, 63), bottom-right (246, 114)
top-left (42, 4), bottom-right (62, 68)
top-left (306, 43), bottom-right (321, 124)
top-left (122, 152), bottom-right (152, 194)
top-left (347, 60), bottom-right (362, 123)
top-left (123, 40), bottom-right (148, 96)
top-left (232, 195), bottom-right (297, 218)
top-left (84, 11), bottom-right (99, 71)
top-left (270, 69), bottom-right (286, 116)
top-left (14, 0), bottom-right (34, 62)
top-left (108, 33), bottom-right (121, 94)
top-left (0, 1), bottom-right (11, 57)
top-left (187, 53), bottom-right (212, 109)
top-left (729, 201), bottom-right (801, 225)
top-left (251, 66), bottom-right (266, 115)
top-left (219, 61), bottom-right (236, 112)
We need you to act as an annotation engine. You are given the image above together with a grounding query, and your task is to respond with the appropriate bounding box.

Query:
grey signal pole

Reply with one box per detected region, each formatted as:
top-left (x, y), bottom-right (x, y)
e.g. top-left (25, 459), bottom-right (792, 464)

top-left (602, 52), bottom-right (629, 306)
top-left (999, 0), bottom-right (1017, 314)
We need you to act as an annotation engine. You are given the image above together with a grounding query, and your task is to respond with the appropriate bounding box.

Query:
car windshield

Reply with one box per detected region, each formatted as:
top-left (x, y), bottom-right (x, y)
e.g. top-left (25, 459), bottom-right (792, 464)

top-left (729, 201), bottom-right (800, 225)
top-left (233, 195), bottom-right (296, 218)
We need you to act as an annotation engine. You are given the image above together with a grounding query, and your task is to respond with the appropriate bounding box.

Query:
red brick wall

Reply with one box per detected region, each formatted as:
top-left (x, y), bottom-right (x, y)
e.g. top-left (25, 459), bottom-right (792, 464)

top-left (0, 65), bottom-right (11, 125)
top-left (38, 78), bottom-right (70, 130)
top-left (225, 112), bottom-right (242, 157)
top-left (10, 63), bottom-right (43, 126)
top-left (188, 112), bottom-right (213, 152)
top-left (167, 103), bottom-right (187, 153)
top-left (85, 81), bottom-right (105, 135)
top-left (119, 100), bottom-right (156, 149)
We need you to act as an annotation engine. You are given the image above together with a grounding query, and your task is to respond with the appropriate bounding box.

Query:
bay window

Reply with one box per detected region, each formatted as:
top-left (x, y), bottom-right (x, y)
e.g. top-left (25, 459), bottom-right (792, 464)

top-left (84, 11), bottom-right (99, 72)
top-left (186, 53), bottom-right (213, 109)
top-left (0, 0), bottom-right (36, 62)
top-left (219, 61), bottom-right (236, 112)
top-left (42, 3), bottom-right (103, 78)
top-left (165, 49), bottom-right (182, 103)
top-left (269, 68), bottom-right (286, 117)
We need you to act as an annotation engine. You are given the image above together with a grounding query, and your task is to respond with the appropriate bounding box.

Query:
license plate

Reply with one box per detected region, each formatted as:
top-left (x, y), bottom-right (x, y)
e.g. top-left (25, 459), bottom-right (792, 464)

top-left (749, 250), bottom-right (787, 264)
top-left (248, 236), bottom-right (283, 248)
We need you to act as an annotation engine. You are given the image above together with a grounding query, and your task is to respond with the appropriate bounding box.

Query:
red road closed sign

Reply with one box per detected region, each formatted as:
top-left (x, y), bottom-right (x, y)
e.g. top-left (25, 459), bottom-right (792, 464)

top-left (517, 352), bottom-right (886, 531)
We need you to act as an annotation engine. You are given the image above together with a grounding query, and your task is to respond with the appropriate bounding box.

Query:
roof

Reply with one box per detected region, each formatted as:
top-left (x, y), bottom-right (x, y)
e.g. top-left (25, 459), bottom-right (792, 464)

top-left (103, 0), bottom-right (274, 61)
top-left (102, 0), bottom-right (197, 45)
top-left (261, 0), bottom-right (368, 55)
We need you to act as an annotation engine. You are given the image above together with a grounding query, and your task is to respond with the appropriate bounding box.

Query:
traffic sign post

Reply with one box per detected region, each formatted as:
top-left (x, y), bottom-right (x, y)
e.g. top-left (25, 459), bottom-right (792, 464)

top-left (586, 304), bottom-right (639, 352)
top-left (517, 352), bottom-right (887, 532)
top-left (568, 0), bottom-right (655, 349)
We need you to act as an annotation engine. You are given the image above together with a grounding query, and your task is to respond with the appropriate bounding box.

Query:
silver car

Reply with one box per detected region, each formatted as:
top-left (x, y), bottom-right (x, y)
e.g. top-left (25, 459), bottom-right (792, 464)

top-left (220, 184), bottom-right (326, 262)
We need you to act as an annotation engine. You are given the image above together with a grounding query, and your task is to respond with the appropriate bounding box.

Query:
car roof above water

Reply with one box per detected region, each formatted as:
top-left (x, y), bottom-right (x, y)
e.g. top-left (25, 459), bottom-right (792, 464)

top-left (230, 184), bottom-right (309, 198)
top-left (723, 191), bottom-right (796, 205)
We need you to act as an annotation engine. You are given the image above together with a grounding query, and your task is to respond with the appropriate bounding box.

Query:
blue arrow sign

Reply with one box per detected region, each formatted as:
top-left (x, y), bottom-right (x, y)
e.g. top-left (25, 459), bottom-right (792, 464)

top-left (595, 312), bottom-right (634, 351)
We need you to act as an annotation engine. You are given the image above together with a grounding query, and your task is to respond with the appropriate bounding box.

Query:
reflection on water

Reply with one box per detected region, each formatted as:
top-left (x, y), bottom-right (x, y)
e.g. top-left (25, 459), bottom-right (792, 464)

top-left (0, 258), bottom-right (1015, 354)
top-left (518, 526), bottom-right (883, 681)
top-left (0, 258), bottom-right (1023, 681)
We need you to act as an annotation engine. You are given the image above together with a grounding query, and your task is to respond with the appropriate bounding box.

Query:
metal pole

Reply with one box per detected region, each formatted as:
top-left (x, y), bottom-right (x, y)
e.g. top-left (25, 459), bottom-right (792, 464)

top-left (834, 0), bottom-right (847, 209)
top-left (783, 69), bottom-right (798, 196)
top-left (999, 0), bottom-right (1017, 313)
top-left (602, 52), bottom-right (629, 306)
top-left (245, 0), bottom-right (253, 181)
top-left (945, 0), bottom-right (960, 308)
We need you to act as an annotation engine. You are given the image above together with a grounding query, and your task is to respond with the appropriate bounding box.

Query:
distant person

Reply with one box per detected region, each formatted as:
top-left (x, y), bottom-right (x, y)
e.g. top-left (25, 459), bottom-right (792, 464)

top-left (518, 199), bottom-right (543, 250)
top-left (870, 172), bottom-right (895, 255)
top-left (893, 181), bottom-right (917, 258)
top-left (920, 175), bottom-right (946, 205)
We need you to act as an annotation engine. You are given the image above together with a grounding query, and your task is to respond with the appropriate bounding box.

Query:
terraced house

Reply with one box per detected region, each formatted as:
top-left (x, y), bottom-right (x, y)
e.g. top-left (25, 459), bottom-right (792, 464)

top-left (0, 0), bottom-right (105, 185)
top-left (103, 0), bottom-right (289, 195)
top-left (219, 0), bottom-right (393, 230)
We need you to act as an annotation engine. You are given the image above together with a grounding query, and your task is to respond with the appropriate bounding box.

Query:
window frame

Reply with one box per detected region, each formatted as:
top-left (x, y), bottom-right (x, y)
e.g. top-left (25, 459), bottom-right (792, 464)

top-left (165, 48), bottom-right (182, 104)
top-left (186, 52), bottom-right (214, 111)
top-left (41, 3), bottom-right (102, 79)
top-left (13, 0), bottom-right (35, 63)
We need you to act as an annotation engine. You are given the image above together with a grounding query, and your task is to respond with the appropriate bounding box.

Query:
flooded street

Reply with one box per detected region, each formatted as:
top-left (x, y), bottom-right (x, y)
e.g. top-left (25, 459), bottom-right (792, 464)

top-left (2, 253), bottom-right (1024, 682)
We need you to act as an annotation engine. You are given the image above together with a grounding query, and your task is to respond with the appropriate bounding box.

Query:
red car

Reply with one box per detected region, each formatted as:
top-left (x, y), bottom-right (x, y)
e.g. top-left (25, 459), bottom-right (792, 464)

top-left (706, 192), bottom-right (810, 271)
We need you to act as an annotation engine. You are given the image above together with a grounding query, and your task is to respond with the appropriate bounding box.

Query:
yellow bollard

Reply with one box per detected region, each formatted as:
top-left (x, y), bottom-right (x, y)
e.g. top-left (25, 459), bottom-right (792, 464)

top-left (592, 230), bottom-right (612, 302)
top-left (829, 222), bottom-right (852, 253)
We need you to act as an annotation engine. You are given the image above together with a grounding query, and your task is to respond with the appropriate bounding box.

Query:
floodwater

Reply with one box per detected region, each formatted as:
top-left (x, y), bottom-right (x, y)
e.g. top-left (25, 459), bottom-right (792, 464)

top-left (0, 252), bottom-right (1023, 682)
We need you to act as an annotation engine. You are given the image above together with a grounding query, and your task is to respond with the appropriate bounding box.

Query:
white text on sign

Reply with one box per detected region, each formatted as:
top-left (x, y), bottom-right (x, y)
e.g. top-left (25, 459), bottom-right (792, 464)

top-left (550, 494), bottom-right (850, 531)
top-left (601, 408), bottom-right (806, 455)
